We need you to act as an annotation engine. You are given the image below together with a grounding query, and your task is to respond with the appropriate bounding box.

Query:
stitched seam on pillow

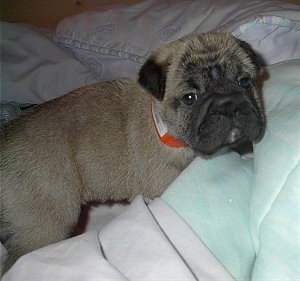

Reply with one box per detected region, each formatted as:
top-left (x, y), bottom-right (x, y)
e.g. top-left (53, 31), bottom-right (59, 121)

top-left (232, 15), bottom-right (300, 37)
top-left (54, 36), bottom-right (146, 64)
top-left (256, 158), bottom-right (299, 237)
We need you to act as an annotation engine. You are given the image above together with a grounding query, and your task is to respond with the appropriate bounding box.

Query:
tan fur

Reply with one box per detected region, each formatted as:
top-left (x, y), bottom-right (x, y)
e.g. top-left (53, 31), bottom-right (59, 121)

top-left (0, 33), bottom-right (265, 272)
top-left (0, 79), bottom-right (194, 271)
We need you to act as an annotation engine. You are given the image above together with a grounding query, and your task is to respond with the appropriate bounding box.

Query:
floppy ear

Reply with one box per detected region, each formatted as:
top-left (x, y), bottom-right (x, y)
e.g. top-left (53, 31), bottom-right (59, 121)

top-left (138, 57), bottom-right (167, 101)
top-left (237, 39), bottom-right (265, 74)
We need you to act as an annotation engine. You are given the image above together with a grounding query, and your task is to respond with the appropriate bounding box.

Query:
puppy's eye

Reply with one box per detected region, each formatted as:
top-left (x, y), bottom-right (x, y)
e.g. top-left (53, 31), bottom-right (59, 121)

top-left (181, 93), bottom-right (198, 106)
top-left (238, 77), bottom-right (252, 89)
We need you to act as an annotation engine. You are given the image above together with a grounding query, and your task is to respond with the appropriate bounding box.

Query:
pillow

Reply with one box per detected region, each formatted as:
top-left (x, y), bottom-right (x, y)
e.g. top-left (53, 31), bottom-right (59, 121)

top-left (230, 16), bottom-right (300, 65)
top-left (0, 22), bottom-right (98, 105)
top-left (162, 59), bottom-right (300, 280)
top-left (54, 0), bottom-right (300, 80)
top-left (3, 1), bottom-right (300, 105)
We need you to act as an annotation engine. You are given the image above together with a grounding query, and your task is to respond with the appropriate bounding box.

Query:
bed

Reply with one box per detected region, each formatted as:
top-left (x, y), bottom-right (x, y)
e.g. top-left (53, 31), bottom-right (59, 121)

top-left (1, 0), bottom-right (300, 280)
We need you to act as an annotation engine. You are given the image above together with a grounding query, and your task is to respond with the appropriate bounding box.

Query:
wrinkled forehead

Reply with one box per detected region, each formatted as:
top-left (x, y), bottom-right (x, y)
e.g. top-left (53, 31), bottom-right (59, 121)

top-left (175, 35), bottom-right (258, 79)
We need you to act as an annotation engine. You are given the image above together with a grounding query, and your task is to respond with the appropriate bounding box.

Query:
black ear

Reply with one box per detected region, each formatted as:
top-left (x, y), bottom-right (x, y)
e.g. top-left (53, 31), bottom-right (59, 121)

top-left (138, 58), bottom-right (167, 100)
top-left (238, 40), bottom-right (265, 73)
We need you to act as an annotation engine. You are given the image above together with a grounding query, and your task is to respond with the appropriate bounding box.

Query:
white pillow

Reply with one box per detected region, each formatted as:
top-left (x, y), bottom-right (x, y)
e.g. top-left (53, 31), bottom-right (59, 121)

top-left (54, 0), bottom-right (300, 80)
top-left (230, 16), bottom-right (300, 65)
top-left (2, 1), bottom-right (300, 105)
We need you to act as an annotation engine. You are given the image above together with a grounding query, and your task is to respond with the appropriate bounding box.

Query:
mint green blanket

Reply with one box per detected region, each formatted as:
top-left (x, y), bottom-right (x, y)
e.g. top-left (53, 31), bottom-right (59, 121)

top-left (162, 59), bottom-right (300, 280)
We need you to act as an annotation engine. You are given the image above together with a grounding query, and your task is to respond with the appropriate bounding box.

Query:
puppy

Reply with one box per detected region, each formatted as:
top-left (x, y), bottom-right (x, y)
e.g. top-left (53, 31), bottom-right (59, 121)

top-left (0, 33), bottom-right (265, 271)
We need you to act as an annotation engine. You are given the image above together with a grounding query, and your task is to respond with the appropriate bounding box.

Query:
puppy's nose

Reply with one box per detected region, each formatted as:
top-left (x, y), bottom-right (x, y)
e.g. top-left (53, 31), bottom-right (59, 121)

top-left (211, 93), bottom-right (254, 118)
top-left (211, 95), bottom-right (235, 116)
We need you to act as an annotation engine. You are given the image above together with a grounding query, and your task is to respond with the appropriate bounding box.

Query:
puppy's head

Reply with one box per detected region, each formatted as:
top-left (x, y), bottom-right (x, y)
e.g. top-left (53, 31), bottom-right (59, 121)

top-left (139, 33), bottom-right (265, 156)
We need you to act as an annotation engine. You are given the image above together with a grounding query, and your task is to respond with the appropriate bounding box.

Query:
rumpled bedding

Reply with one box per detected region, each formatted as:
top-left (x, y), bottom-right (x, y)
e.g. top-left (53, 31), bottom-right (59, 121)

top-left (1, 0), bottom-right (300, 105)
top-left (1, 0), bottom-right (300, 280)
top-left (162, 59), bottom-right (300, 280)
top-left (2, 197), bottom-right (234, 281)
top-left (0, 22), bottom-right (98, 105)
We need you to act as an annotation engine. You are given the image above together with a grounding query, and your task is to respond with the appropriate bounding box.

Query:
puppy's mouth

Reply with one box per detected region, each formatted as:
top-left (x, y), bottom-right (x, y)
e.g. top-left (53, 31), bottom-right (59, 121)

top-left (188, 93), bottom-right (265, 156)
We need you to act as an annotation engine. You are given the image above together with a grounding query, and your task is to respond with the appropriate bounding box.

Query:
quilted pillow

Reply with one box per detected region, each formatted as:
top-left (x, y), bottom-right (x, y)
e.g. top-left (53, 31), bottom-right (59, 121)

top-left (54, 0), bottom-right (300, 81)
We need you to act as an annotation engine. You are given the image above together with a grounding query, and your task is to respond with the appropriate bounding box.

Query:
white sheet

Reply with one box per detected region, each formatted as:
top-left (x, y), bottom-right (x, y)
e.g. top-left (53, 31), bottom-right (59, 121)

top-left (0, 22), bottom-right (97, 105)
top-left (2, 196), bottom-right (233, 280)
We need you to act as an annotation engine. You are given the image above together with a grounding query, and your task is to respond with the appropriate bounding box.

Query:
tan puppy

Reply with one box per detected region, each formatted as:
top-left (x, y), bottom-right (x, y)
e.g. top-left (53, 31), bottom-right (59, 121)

top-left (0, 33), bottom-right (265, 271)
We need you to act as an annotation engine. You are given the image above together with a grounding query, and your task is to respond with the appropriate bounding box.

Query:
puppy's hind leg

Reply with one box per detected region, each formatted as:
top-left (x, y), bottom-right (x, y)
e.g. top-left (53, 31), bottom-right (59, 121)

top-left (1, 194), bottom-right (81, 273)
top-left (0, 160), bottom-right (82, 274)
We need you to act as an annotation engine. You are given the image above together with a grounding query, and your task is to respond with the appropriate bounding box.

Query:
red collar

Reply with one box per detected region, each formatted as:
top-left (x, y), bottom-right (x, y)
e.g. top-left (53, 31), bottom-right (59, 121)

top-left (151, 104), bottom-right (186, 148)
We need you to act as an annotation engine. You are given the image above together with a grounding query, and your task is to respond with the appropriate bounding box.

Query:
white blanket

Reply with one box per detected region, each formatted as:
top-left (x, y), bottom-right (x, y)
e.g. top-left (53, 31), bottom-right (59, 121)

top-left (2, 196), bottom-right (233, 280)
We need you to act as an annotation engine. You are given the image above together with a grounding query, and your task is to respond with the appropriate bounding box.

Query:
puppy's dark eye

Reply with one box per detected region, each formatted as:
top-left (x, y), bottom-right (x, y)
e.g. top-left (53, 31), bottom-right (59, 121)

top-left (238, 77), bottom-right (252, 89)
top-left (181, 93), bottom-right (198, 106)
